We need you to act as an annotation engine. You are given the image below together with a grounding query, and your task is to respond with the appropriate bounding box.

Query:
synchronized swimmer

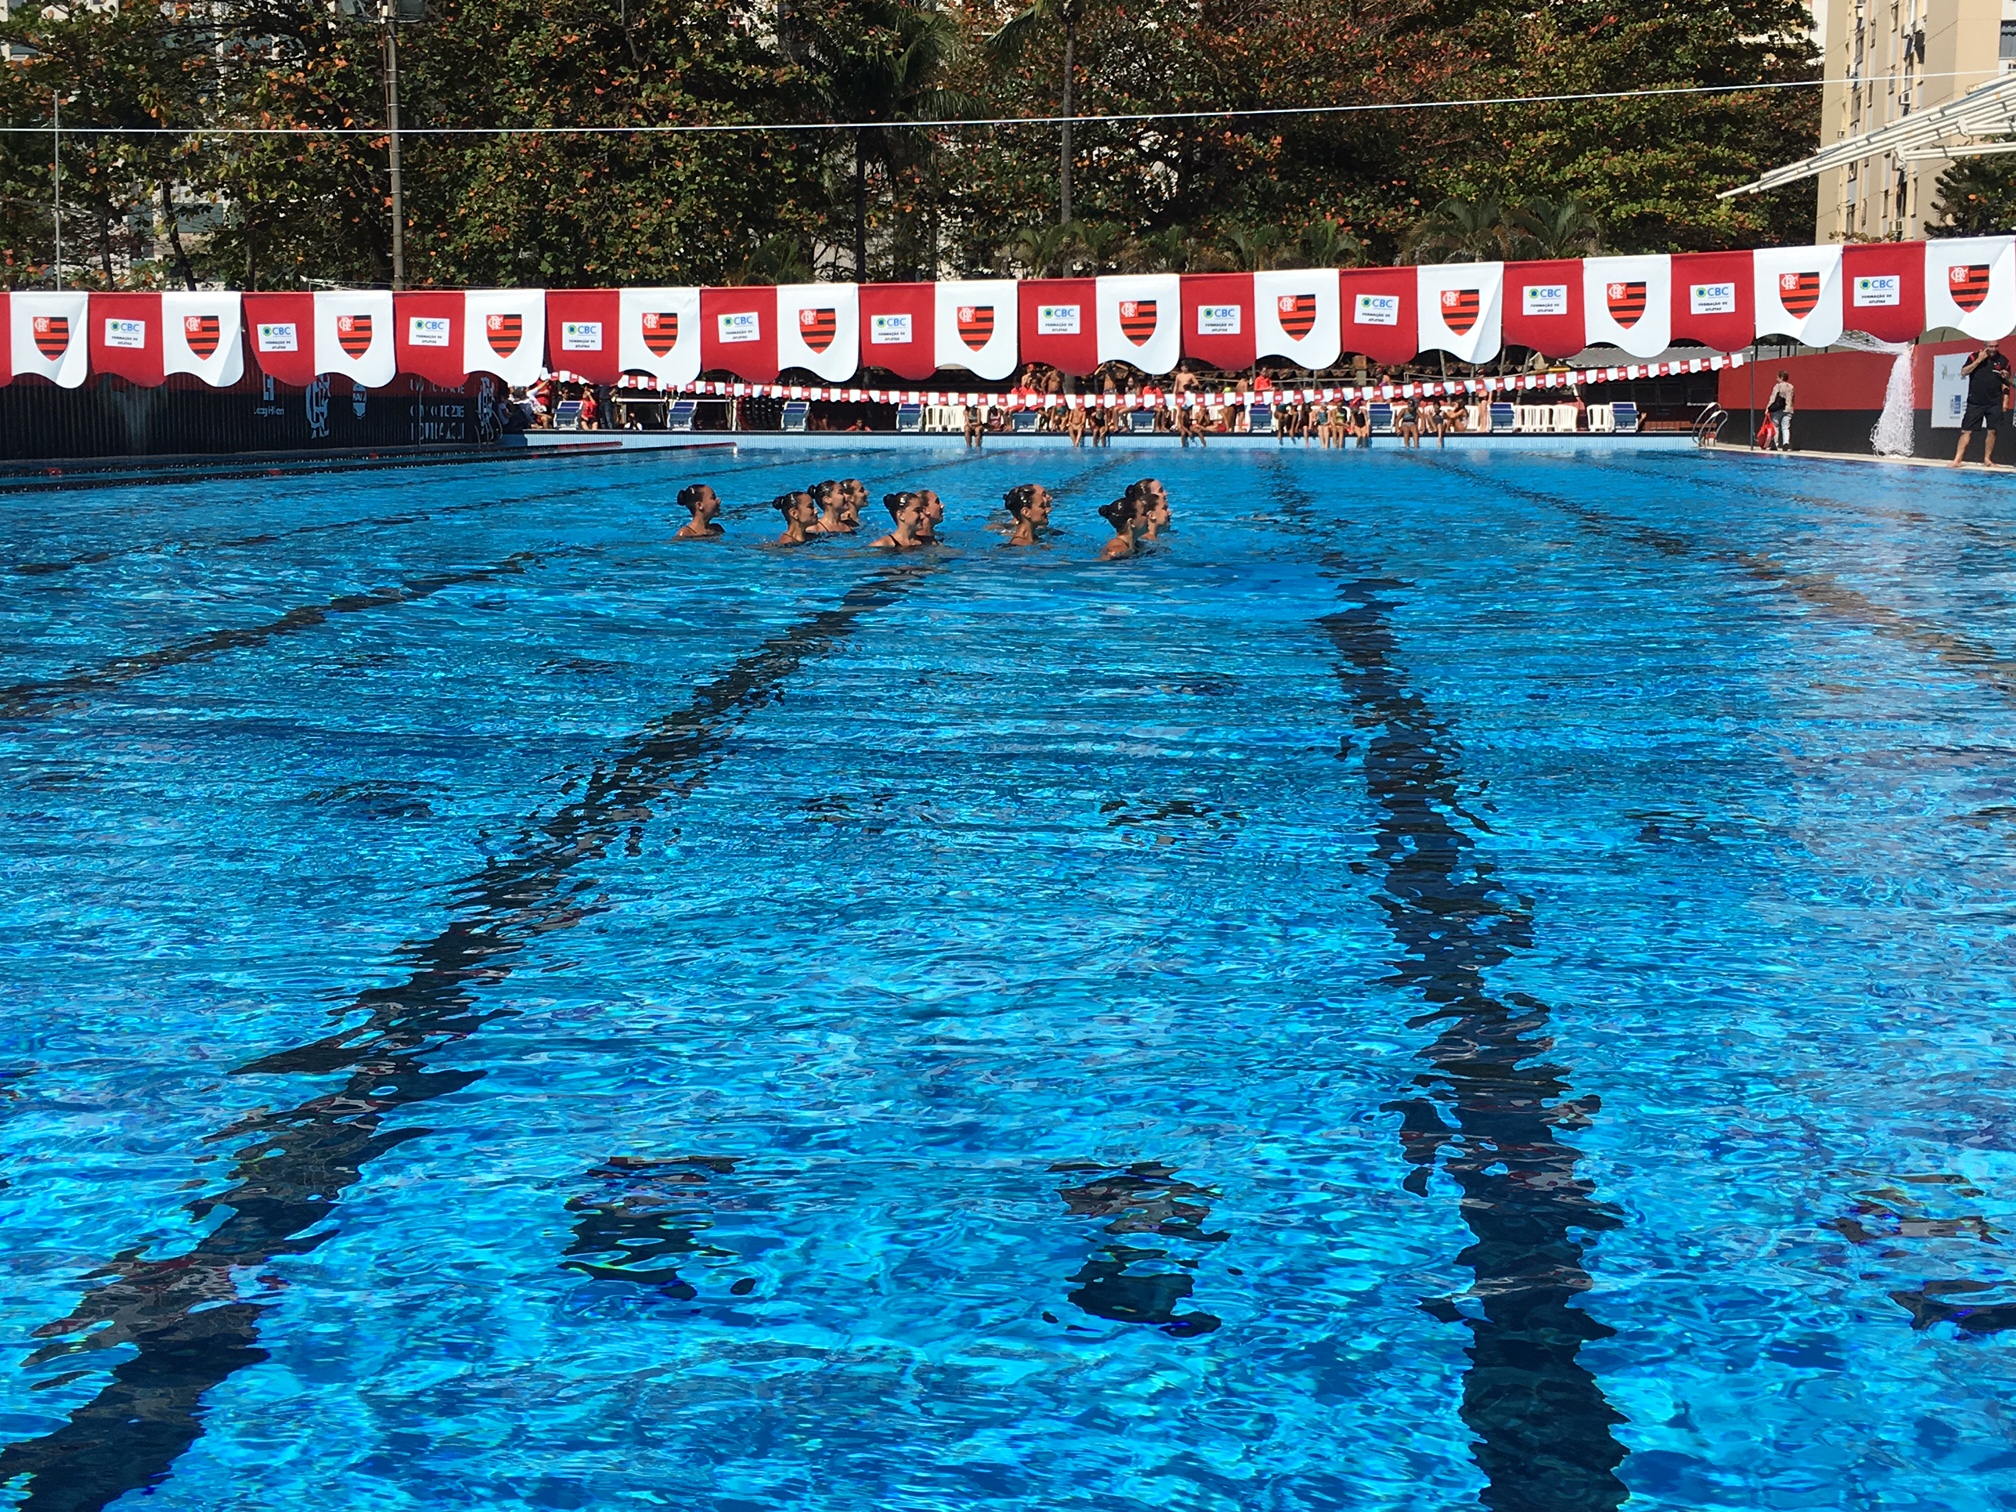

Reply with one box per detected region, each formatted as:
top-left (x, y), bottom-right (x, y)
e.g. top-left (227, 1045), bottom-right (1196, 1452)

top-left (674, 476), bottom-right (1174, 557)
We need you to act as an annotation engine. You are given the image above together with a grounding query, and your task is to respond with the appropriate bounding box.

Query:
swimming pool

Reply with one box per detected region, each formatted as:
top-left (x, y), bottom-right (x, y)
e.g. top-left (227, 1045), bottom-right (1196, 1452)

top-left (3, 442), bottom-right (2014, 1511)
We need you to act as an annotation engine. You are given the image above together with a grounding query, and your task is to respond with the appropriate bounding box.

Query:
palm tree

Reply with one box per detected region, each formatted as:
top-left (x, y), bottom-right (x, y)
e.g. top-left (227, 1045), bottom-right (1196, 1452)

top-left (1295, 218), bottom-right (1364, 269)
top-left (1218, 221), bottom-right (1287, 271)
top-left (1401, 197), bottom-right (1512, 264)
top-left (1129, 224), bottom-right (1194, 273)
top-left (989, 0), bottom-right (1088, 225)
top-left (1507, 196), bottom-right (1603, 259)
top-left (1069, 218), bottom-right (1127, 273)
top-left (1006, 220), bottom-right (1074, 276)
top-left (788, 0), bottom-right (965, 280)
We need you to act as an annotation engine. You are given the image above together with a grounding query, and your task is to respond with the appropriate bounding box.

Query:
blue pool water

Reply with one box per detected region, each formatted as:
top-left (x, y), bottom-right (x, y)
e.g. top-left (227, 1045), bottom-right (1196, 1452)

top-left (3, 442), bottom-right (2016, 1510)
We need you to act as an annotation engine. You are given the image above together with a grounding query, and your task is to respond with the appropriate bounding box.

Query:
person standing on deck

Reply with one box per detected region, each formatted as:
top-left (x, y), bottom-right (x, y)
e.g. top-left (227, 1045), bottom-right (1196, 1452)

top-left (1765, 371), bottom-right (1795, 451)
top-left (1954, 341), bottom-right (2011, 467)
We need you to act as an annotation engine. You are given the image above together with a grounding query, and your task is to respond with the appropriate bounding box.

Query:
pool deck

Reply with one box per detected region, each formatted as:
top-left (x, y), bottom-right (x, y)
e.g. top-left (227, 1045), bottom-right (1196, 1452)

top-left (1704, 441), bottom-right (2016, 471)
top-left (507, 430), bottom-right (1696, 454)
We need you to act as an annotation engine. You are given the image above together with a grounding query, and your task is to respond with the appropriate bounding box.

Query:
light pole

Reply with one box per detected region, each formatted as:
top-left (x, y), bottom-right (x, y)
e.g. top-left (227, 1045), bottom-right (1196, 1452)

top-left (382, 0), bottom-right (405, 289)
top-left (51, 88), bottom-right (61, 289)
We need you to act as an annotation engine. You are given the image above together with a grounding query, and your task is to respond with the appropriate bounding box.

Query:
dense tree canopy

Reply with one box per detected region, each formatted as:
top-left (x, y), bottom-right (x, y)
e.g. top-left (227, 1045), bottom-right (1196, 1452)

top-left (0, 0), bottom-right (1820, 288)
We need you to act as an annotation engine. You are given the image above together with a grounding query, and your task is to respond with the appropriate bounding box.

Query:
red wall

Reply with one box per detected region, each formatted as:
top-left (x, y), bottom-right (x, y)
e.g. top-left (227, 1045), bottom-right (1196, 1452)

top-left (1717, 339), bottom-right (1975, 412)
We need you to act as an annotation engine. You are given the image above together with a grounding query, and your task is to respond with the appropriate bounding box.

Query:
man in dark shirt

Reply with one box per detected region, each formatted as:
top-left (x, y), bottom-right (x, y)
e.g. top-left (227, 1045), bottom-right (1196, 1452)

top-left (1954, 340), bottom-right (2011, 466)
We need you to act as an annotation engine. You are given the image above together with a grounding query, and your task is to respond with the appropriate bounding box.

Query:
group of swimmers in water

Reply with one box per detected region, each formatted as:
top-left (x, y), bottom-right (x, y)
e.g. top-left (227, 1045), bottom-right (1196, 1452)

top-left (673, 476), bottom-right (1174, 560)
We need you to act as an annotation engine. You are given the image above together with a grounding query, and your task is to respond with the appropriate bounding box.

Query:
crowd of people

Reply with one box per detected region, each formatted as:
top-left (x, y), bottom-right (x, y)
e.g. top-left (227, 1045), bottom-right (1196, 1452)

top-left (672, 476), bottom-right (1174, 559)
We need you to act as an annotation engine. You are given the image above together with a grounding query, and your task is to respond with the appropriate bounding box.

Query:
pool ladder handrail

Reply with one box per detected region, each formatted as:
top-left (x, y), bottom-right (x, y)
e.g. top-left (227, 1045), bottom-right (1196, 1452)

top-left (1693, 406), bottom-right (1729, 449)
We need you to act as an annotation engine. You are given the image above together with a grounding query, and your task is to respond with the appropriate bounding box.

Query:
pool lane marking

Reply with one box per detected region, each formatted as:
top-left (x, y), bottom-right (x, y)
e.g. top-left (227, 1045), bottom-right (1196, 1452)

top-left (0, 448), bottom-right (1125, 1507)
top-left (1420, 456), bottom-right (2016, 705)
top-left (1264, 458), bottom-right (1631, 1510)
top-left (0, 549), bottom-right (572, 720)
top-left (0, 564), bottom-right (939, 1512)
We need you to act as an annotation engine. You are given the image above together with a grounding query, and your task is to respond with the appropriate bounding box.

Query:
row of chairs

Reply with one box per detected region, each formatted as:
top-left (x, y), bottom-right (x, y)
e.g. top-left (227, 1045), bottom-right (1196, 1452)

top-left (635, 397), bottom-right (1640, 435)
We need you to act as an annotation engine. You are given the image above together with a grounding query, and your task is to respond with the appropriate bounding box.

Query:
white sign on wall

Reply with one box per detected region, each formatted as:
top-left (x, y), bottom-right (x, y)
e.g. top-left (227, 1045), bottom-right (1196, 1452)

top-left (1932, 352), bottom-right (1969, 428)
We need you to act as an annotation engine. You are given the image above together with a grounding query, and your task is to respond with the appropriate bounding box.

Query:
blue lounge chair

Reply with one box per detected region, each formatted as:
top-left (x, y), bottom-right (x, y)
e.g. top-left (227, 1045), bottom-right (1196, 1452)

top-left (1488, 401), bottom-right (1517, 433)
top-left (781, 400), bottom-right (809, 432)
top-left (896, 403), bottom-right (923, 433)
top-left (1247, 403), bottom-right (1274, 434)
top-left (551, 399), bottom-right (583, 431)
top-left (1127, 409), bottom-right (1157, 435)
top-left (1611, 401), bottom-right (1641, 433)
top-left (667, 399), bottom-right (696, 432)
top-left (1368, 402), bottom-right (1394, 434)
top-left (1010, 409), bottom-right (1041, 434)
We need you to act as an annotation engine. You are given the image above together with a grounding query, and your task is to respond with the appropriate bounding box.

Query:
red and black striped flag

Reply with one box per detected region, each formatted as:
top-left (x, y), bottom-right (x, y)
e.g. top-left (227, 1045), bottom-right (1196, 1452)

top-left (1119, 299), bottom-right (1158, 345)
top-left (1277, 293), bottom-right (1317, 340)
top-left (1439, 288), bottom-right (1480, 337)
top-left (958, 304), bottom-right (994, 351)
top-left (183, 315), bottom-right (219, 360)
top-left (641, 311), bottom-right (679, 357)
top-left (1777, 271), bottom-right (1821, 319)
top-left (337, 313), bottom-right (373, 358)
top-left (486, 312), bottom-right (521, 358)
top-left (1605, 281), bottom-right (1647, 329)
top-left (32, 316), bottom-right (68, 360)
top-left (1949, 264), bottom-right (1992, 314)
top-left (799, 307), bottom-right (838, 354)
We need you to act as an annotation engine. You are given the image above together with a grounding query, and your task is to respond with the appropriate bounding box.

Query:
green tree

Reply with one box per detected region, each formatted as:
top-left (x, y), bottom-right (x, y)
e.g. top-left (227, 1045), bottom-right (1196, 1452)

top-left (1930, 158), bottom-right (2016, 238)
top-left (986, 0), bottom-right (1087, 224)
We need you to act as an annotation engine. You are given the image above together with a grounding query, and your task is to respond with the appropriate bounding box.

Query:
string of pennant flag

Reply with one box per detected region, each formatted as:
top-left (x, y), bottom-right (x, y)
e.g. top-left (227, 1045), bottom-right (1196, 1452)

top-left (3, 236), bottom-right (2008, 392)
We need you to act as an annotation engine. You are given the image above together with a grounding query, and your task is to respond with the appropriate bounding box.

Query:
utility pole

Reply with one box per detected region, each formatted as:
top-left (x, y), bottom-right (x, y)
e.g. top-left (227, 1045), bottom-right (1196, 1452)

top-left (382, 0), bottom-right (405, 290)
top-left (51, 88), bottom-right (60, 289)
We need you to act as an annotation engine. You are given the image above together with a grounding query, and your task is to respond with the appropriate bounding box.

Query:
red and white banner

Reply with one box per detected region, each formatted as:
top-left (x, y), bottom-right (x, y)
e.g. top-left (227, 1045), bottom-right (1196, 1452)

top-left (1755, 244), bottom-right (1843, 348)
top-left (1019, 278), bottom-right (1098, 375)
top-left (1503, 260), bottom-right (1584, 359)
top-left (463, 288), bottom-right (546, 387)
top-left (1670, 251), bottom-right (1753, 352)
top-left (615, 286), bottom-right (701, 389)
top-left (88, 292), bottom-right (165, 387)
top-left (245, 292), bottom-right (316, 386)
top-left (1584, 255), bottom-right (1671, 360)
top-left (701, 285), bottom-right (776, 383)
top-left (1182, 273), bottom-right (1256, 371)
top-left (394, 290), bottom-right (466, 388)
top-left (777, 282), bottom-right (859, 384)
top-left (1255, 269), bottom-right (1341, 370)
top-left (7, 292), bottom-right (89, 388)
top-left (1841, 242), bottom-right (1924, 344)
top-left (1339, 266), bottom-right (1417, 364)
top-left (1096, 274), bottom-right (1181, 373)
top-left (545, 289), bottom-right (620, 384)
top-left (860, 282), bottom-right (936, 382)
top-left (313, 290), bottom-right (395, 388)
top-left (1924, 236), bottom-right (2016, 341)
top-left (163, 291), bottom-right (244, 386)
top-left (1417, 261), bottom-right (1502, 364)
top-left (934, 279), bottom-right (1018, 381)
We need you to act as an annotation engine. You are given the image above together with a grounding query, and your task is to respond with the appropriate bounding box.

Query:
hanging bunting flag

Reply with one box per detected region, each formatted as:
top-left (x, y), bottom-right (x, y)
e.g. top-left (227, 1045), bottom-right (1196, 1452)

top-left (1018, 278), bottom-right (1098, 376)
top-left (6, 291), bottom-right (90, 388)
top-left (88, 292), bottom-right (164, 387)
top-left (1095, 274), bottom-right (1181, 372)
top-left (857, 282), bottom-right (937, 381)
top-left (242, 293), bottom-right (318, 386)
top-left (1840, 242), bottom-right (1924, 343)
top-left (1254, 268), bottom-right (1341, 371)
top-left (1503, 260), bottom-right (1585, 358)
top-left (161, 291), bottom-right (244, 386)
top-left (1180, 272), bottom-right (1255, 370)
top-left (393, 290), bottom-right (469, 388)
top-left (617, 287), bottom-right (702, 387)
top-left (544, 289), bottom-right (621, 384)
top-left (1580, 254), bottom-right (1672, 359)
top-left (462, 288), bottom-right (546, 387)
top-left (1669, 250), bottom-right (1754, 353)
top-left (1753, 245), bottom-right (1844, 347)
top-left (1338, 266), bottom-right (1418, 364)
top-left (1924, 236), bottom-right (2016, 340)
top-left (775, 282), bottom-right (860, 383)
top-left (1416, 261), bottom-right (1503, 364)
top-left (313, 291), bottom-right (395, 388)
top-left (932, 279), bottom-right (1018, 380)
top-left (701, 286), bottom-right (779, 382)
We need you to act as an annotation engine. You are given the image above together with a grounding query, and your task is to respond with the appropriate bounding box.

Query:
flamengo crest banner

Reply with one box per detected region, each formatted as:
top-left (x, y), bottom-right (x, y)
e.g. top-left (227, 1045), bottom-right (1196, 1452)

top-left (1582, 254), bottom-right (1671, 360)
top-left (617, 287), bottom-right (702, 388)
top-left (9, 291), bottom-right (89, 388)
top-left (1254, 269), bottom-right (1342, 371)
top-left (1417, 262), bottom-right (1503, 364)
top-left (1754, 244), bottom-right (1844, 347)
top-left (934, 279), bottom-right (1018, 380)
top-left (163, 291), bottom-right (244, 385)
top-left (1924, 236), bottom-right (2016, 341)
top-left (1096, 274), bottom-right (1182, 374)
top-left (314, 290), bottom-right (396, 387)
top-left (775, 282), bottom-right (860, 383)
top-left (464, 289), bottom-right (546, 387)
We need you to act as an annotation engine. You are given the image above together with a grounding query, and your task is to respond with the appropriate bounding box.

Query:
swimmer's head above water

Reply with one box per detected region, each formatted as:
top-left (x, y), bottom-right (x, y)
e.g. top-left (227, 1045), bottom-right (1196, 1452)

top-left (773, 490), bottom-right (817, 544)
top-left (674, 483), bottom-right (724, 538)
top-left (1003, 483), bottom-right (1053, 545)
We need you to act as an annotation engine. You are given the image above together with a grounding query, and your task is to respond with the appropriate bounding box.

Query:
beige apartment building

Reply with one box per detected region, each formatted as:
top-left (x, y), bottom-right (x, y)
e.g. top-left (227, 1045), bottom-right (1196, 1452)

top-left (1814, 0), bottom-right (2010, 239)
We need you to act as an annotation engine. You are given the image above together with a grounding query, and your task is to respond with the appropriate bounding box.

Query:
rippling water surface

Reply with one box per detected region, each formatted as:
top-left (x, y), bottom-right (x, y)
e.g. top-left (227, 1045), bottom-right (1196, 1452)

top-left (3, 442), bottom-right (2015, 1511)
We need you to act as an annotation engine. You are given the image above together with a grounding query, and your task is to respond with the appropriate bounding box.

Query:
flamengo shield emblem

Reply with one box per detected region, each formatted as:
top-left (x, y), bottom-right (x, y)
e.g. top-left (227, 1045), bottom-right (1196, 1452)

top-left (958, 304), bottom-right (994, 351)
top-left (1950, 264), bottom-right (1992, 313)
top-left (487, 312), bottom-right (521, 357)
top-left (32, 315), bottom-right (68, 360)
top-left (1277, 293), bottom-right (1318, 340)
top-left (1119, 299), bottom-right (1158, 345)
top-left (336, 313), bottom-right (373, 358)
top-left (642, 311), bottom-right (679, 357)
top-left (184, 314), bottom-right (220, 359)
top-left (1778, 271), bottom-right (1821, 319)
top-left (1440, 288), bottom-right (1480, 336)
top-left (1605, 281), bottom-right (1648, 328)
top-left (799, 307), bottom-right (837, 354)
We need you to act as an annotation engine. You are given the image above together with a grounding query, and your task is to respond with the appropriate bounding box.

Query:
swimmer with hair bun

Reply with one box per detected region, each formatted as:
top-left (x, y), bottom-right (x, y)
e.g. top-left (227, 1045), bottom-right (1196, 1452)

top-left (840, 479), bottom-right (868, 531)
top-left (1003, 483), bottom-right (1053, 547)
top-left (1126, 478), bottom-right (1172, 540)
top-left (872, 492), bottom-right (926, 550)
top-left (914, 489), bottom-right (945, 544)
top-left (674, 483), bottom-right (724, 540)
top-left (772, 490), bottom-right (818, 546)
top-left (1097, 496), bottom-right (1140, 560)
top-left (810, 480), bottom-right (852, 534)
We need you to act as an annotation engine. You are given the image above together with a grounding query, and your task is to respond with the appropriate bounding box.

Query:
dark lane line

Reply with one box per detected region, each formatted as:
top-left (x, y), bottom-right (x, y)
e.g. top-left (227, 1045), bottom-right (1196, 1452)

top-left (1260, 457), bottom-right (1627, 1510)
top-left (1320, 575), bottom-right (1628, 1512)
top-left (0, 563), bottom-right (936, 1512)
top-left (1423, 457), bottom-right (2016, 703)
top-left (0, 550), bottom-right (569, 720)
